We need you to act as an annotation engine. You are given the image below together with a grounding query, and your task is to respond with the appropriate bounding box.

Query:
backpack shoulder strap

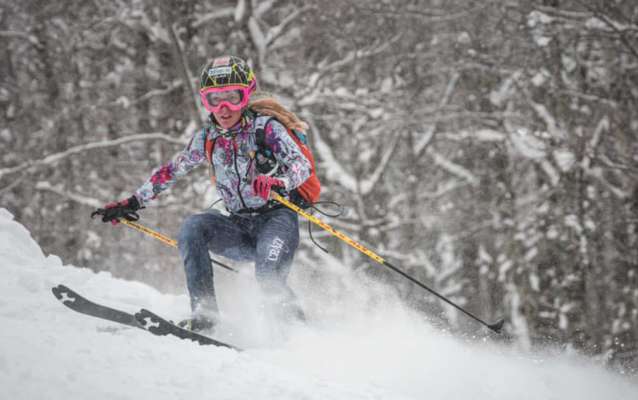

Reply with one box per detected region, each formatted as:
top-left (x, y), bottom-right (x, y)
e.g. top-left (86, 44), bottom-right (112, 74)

top-left (203, 128), bottom-right (219, 184)
top-left (253, 114), bottom-right (274, 130)
top-left (253, 115), bottom-right (276, 153)
top-left (204, 128), bottom-right (218, 164)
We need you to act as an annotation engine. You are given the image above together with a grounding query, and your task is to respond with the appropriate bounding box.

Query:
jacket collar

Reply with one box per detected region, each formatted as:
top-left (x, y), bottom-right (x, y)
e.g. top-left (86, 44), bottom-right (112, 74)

top-left (210, 112), bottom-right (254, 139)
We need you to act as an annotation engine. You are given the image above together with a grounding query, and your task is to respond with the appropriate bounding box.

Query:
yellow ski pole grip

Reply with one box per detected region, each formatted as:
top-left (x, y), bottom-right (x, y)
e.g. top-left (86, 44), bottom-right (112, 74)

top-left (119, 219), bottom-right (177, 248)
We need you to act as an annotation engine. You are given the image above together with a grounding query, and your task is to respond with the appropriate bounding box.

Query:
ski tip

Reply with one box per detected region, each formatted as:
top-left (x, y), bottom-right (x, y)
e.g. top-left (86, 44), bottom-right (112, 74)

top-left (52, 284), bottom-right (85, 307)
top-left (488, 318), bottom-right (505, 334)
top-left (51, 284), bottom-right (68, 300)
top-left (134, 309), bottom-right (150, 324)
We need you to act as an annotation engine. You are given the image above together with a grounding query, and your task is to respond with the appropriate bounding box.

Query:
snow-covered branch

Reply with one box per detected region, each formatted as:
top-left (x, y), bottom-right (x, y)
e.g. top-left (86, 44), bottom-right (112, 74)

top-left (168, 23), bottom-right (202, 123)
top-left (265, 6), bottom-right (313, 47)
top-left (573, 0), bottom-right (638, 60)
top-left (115, 81), bottom-right (183, 109)
top-left (304, 34), bottom-right (402, 92)
top-left (304, 116), bottom-right (357, 193)
top-left (438, 129), bottom-right (507, 143)
top-left (313, 132), bottom-right (358, 193)
top-left (0, 30), bottom-right (43, 49)
top-left (234, 0), bottom-right (248, 23)
top-left (540, 159), bottom-right (560, 186)
top-left (34, 182), bottom-right (102, 208)
top-left (386, 110), bottom-right (524, 127)
top-left (426, 148), bottom-right (479, 185)
top-left (297, 96), bottom-right (384, 120)
top-left (357, 2), bottom-right (494, 23)
top-left (192, 8), bottom-right (235, 28)
top-left (248, 16), bottom-right (267, 66)
top-left (361, 132), bottom-right (402, 196)
top-left (118, 13), bottom-right (171, 45)
top-left (245, 3), bottom-right (312, 70)
top-left (581, 116), bottom-right (628, 198)
top-left (0, 133), bottom-right (186, 180)
top-left (414, 71), bottom-right (460, 156)
top-left (582, 116), bottom-right (609, 171)
top-left (533, 6), bottom-right (590, 21)
top-left (585, 168), bottom-right (628, 199)
top-left (387, 180), bottom-right (469, 209)
top-left (527, 99), bottom-right (566, 139)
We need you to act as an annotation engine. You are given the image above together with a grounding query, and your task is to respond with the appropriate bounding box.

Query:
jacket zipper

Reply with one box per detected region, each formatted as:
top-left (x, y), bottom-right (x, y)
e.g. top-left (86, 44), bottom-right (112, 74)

top-left (232, 136), bottom-right (248, 209)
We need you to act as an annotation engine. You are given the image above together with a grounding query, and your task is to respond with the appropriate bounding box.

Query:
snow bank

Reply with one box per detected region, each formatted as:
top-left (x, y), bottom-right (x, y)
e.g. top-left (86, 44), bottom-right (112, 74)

top-left (0, 208), bottom-right (636, 400)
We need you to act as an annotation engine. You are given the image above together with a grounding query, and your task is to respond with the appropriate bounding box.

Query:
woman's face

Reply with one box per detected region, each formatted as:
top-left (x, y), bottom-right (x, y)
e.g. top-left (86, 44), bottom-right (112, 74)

top-left (213, 105), bottom-right (242, 129)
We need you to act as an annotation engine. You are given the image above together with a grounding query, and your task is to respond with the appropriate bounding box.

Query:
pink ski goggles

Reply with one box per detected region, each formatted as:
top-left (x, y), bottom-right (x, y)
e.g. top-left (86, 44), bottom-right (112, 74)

top-left (200, 85), bottom-right (252, 113)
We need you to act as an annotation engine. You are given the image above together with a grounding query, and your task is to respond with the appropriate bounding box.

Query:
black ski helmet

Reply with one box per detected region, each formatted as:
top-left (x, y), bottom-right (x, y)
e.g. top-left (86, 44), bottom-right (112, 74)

top-left (199, 56), bottom-right (257, 92)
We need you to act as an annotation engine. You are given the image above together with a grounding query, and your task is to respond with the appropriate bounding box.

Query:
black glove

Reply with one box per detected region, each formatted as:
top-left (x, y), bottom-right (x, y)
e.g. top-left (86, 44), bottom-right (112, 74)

top-left (91, 195), bottom-right (142, 224)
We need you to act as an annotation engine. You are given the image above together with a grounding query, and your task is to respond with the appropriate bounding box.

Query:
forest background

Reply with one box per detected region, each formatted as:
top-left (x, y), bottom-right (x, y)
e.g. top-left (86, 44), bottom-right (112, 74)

top-left (1, 0), bottom-right (637, 373)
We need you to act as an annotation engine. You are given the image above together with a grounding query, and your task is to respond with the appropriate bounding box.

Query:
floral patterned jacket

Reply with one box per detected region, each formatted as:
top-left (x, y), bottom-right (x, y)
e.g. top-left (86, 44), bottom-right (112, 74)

top-left (135, 113), bottom-right (311, 213)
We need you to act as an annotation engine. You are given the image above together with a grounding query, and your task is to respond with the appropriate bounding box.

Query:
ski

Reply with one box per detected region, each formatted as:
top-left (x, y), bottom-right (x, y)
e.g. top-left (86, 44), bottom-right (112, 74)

top-left (134, 309), bottom-right (239, 350)
top-left (52, 284), bottom-right (239, 350)
top-left (52, 284), bottom-right (141, 329)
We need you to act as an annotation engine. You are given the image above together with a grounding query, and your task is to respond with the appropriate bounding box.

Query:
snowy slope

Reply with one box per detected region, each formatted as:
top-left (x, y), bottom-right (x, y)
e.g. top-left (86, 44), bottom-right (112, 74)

top-left (0, 207), bottom-right (636, 400)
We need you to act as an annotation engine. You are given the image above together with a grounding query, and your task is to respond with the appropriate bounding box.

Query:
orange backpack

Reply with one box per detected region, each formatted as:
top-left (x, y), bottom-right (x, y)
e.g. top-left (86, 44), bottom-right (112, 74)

top-left (205, 116), bottom-right (321, 206)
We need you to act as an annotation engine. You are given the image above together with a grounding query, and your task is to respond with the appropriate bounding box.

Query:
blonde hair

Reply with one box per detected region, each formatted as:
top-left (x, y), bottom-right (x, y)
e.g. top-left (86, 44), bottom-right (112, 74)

top-left (249, 93), bottom-right (309, 132)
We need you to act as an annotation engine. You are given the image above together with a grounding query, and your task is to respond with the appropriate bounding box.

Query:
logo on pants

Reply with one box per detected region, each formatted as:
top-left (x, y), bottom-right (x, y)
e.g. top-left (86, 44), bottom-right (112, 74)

top-left (267, 237), bottom-right (285, 262)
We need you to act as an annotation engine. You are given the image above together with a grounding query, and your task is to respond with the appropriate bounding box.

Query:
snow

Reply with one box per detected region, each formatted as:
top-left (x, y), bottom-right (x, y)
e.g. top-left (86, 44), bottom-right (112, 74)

top-left (527, 11), bottom-right (553, 47)
top-left (510, 129), bottom-right (546, 159)
top-left (457, 31), bottom-right (471, 45)
top-left (0, 128), bottom-right (11, 142)
top-left (554, 148), bottom-right (576, 172)
top-left (585, 17), bottom-right (633, 33)
top-left (489, 71), bottom-right (520, 107)
top-left (428, 149), bottom-right (479, 185)
top-left (531, 69), bottom-right (550, 87)
top-left (541, 159), bottom-right (561, 186)
top-left (312, 127), bottom-right (358, 192)
top-left (475, 129), bottom-right (506, 142)
top-left (234, 0), bottom-right (247, 23)
top-left (1, 208), bottom-right (637, 399)
top-left (527, 11), bottom-right (554, 27)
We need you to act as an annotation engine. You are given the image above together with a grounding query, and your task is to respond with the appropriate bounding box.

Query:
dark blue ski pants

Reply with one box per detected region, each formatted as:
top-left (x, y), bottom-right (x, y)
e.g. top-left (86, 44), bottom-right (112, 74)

top-left (177, 207), bottom-right (300, 317)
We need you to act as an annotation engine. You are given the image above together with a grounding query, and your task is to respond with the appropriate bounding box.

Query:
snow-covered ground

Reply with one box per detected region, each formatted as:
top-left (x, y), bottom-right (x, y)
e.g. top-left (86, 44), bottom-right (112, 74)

top-left (1, 207), bottom-right (636, 400)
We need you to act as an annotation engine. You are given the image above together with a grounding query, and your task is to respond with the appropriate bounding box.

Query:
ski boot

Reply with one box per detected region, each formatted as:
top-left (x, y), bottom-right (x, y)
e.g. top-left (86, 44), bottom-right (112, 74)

top-left (178, 315), bottom-right (215, 333)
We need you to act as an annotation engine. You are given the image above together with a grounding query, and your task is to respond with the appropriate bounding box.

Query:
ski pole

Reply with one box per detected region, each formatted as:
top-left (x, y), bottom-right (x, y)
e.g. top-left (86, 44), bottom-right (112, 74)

top-left (119, 219), bottom-right (237, 274)
top-left (120, 219), bottom-right (178, 248)
top-left (272, 193), bottom-right (504, 333)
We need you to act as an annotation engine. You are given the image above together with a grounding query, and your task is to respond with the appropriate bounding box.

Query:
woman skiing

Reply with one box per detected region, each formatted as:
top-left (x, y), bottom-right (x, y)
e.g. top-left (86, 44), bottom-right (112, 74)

top-left (96, 56), bottom-right (312, 332)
